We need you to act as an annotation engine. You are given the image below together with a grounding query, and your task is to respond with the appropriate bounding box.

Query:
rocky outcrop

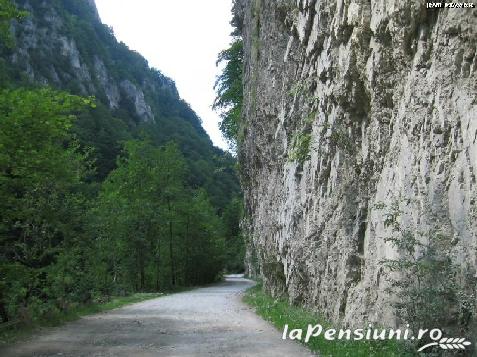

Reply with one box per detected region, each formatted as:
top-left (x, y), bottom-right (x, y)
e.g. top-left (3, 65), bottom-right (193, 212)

top-left (239, 0), bottom-right (477, 327)
top-left (120, 79), bottom-right (154, 122)
top-left (93, 56), bottom-right (120, 109)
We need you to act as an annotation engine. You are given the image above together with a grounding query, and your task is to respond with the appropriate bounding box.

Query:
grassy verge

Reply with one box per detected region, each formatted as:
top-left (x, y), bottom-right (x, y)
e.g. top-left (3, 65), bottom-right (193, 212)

top-left (0, 292), bottom-right (163, 346)
top-left (243, 284), bottom-right (415, 357)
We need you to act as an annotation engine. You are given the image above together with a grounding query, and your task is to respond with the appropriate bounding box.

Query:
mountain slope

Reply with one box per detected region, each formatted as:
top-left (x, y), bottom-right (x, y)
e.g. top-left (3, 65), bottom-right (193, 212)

top-left (1, 0), bottom-right (239, 207)
top-left (0, 0), bottom-right (245, 328)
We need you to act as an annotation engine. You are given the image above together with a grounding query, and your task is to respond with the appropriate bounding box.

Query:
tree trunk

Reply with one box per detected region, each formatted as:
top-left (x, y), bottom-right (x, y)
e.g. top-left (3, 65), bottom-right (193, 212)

top-left (140, 252), bottom-right (145, 291)
top-left (185, 215), bottom-right (190, 284)
top-left (0, 294), bottom-right (8, 322)
top-left (155, 238), bottom-right (161, 291)
top-left (168, 199), bottom-right (176, 287)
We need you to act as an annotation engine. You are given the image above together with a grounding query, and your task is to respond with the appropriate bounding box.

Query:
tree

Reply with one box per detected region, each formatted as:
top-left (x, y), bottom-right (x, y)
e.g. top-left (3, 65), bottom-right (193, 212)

top-left (222, 197), bottom-right (245, 273)
top-left (213, 36), bottom-right (245, 273)
top-left (183, 190), bottom-right (225, 284)
top-left (213, 39), bottom-right (243, 150)
top-left (93, 140), bottom-right (225, 292)
top-left (0, 88), bottom-right (93, 321)
top-left (93, 140), bottom-right (167, 292)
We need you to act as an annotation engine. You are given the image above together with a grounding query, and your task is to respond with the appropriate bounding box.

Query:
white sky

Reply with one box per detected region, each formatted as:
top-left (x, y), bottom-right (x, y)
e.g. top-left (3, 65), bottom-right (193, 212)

top-left (95, 0), bottom-right (233, 150)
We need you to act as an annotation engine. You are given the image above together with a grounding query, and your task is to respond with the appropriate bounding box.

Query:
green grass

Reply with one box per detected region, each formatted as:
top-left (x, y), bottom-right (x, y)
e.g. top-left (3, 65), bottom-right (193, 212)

top-left (0, 292), bottom-right (163, 346)
top-left (243, 284), bottom-right (416, 357)
top-left (56, 293), bottom-right (164, 321)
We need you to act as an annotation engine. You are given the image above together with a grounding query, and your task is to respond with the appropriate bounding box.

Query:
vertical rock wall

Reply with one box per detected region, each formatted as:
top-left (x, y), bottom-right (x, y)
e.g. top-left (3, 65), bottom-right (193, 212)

top-left (238, 0), bottom-right (477, 327)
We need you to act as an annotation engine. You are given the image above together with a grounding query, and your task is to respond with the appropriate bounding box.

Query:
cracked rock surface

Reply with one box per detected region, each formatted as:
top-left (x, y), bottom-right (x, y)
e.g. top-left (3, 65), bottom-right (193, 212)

top-left (238, 0), bottom-right (477, 327)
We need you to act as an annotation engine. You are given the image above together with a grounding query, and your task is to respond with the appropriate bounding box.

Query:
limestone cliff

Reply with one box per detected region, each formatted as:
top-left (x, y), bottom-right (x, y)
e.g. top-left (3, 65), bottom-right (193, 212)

top-left (238, 0), bottom-right (477, 327)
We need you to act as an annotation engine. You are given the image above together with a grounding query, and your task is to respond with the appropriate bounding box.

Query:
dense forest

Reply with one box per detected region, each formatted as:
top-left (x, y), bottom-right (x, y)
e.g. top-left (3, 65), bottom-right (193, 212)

top-left (0, 0), bottom-right (244, 325)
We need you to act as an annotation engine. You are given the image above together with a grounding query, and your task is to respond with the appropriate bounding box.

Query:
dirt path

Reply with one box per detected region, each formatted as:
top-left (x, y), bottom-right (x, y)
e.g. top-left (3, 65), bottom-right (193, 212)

top-left (1, 276), bottom-right (312, 356)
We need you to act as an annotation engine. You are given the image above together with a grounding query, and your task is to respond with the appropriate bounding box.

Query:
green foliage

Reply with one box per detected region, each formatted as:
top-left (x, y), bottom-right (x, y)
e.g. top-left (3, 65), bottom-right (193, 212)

top-left (223, 197), bottom-right (245, 273)
top-left (0, 0), bottom-right (26, 84)
top-left (0, 292), bottom-right (163, 346)
top-left (2, 0), bottom-right (241, 213)
top-left (378, 200), bottom-right (477, 337)
top-left (0, 88), bottom-right (93, 323)
top-left (213, 39), bottom-right (243, 149)
top-left (211, 11), bottom-right (247, 274)
top-left (0, 0), bottom-right (244, 332)
top-left (73, 102), bottom-right (131, 180)
top-left (244, 284), bottom-right (412, 356)
top-left (92, 140), bottom-right (225, 292)
top-left (0, 0), bottom-right (27, 48)
top-left (289, 132), bottom-right (312, 164)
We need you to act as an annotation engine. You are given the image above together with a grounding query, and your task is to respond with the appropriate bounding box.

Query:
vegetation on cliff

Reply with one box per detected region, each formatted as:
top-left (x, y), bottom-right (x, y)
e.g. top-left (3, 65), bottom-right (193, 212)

top-left (213, 38), bottom-right (243, 150)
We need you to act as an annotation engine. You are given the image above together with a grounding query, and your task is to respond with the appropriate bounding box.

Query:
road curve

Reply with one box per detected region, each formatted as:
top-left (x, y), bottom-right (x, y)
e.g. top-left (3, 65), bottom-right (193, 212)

top-left (1, 276), bottom-right (312, 356)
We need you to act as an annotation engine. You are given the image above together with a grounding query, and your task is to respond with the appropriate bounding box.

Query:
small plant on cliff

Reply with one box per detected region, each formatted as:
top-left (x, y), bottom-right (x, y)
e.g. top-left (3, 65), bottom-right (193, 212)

top-left (328, 123), bottom-right (354, 154)
top-left (288, 81), bottom-right (305, 97)
top-left (377, 200), bottom-right (476, 337)
top-left (288, 79), bottom-right (319, 107)
top-left (288, 131), bottom-right (312, 164)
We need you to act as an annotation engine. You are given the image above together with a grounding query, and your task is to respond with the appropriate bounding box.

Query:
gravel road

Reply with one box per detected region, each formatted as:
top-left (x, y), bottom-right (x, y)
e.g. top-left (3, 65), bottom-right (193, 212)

top-left (1, 275), bottom-right (312, 356)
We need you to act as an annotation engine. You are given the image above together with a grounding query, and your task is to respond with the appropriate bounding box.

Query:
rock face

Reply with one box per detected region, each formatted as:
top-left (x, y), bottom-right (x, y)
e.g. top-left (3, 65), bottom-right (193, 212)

top-left (120, 79), bottom-right (154, 122)
top-left (238, 0), bottom-right (477, 327)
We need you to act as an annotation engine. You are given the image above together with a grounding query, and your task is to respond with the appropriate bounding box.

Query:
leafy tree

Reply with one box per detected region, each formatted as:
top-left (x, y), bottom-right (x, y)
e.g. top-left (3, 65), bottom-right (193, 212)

top-left (213, 37), bottom-right (245, 273)
top-left (222, 197), bottom-right (245, 273)
top-left (93, 140), bottom-right (165, 292)
top-left (183, 190), bottom-right (225, 284)
top-left (0, 88), bottom-right (93, 321)
top-left (73, 102), bottom-right (131, 181)
top-left (213, 39), bottom-right (244, 150)
top-left (93, 140), bottom-right (225, 293)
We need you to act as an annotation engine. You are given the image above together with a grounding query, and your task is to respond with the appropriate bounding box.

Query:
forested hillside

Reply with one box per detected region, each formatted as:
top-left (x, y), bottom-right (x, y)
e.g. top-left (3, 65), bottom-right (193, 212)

top-left (2, 0), bottom-right (240, 203)
top-left (0, 0), bottom-right (244, 325)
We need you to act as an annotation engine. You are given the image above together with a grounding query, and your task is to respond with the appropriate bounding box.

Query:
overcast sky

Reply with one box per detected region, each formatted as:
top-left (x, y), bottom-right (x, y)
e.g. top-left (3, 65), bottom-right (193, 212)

top-left (95, 0), bottom-right (233, 150)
